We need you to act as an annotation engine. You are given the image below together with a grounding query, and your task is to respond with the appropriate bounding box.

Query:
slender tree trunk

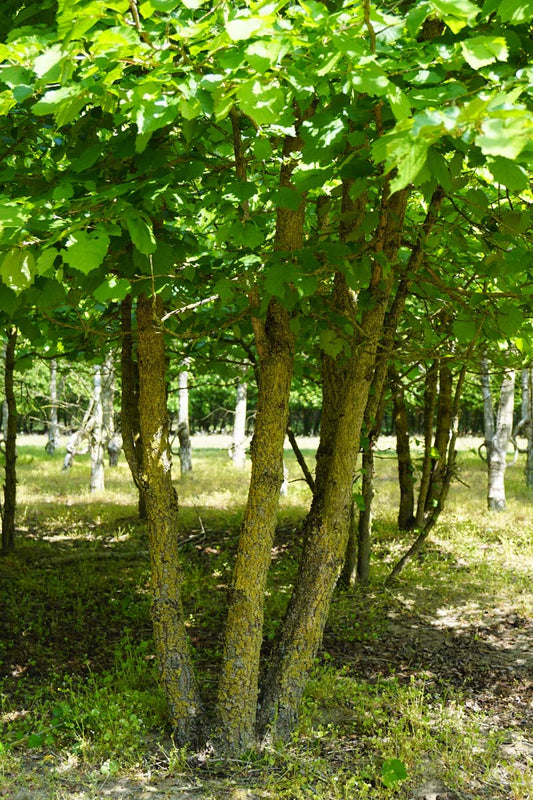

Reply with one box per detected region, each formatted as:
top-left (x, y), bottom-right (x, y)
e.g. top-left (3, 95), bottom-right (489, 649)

top-left (137, 293), bottom-right (202, 744)
top-left (415, 361), bottom-right (438, 527)
top-left (45, 358), bottom-right (59, 455)
top-left (258, 186), bottom-right (409, 740)
top-left (2, 327), bottom-right (17, 556)
top-left (387, 362), bottom-right (468, 583)
top-left (120, 295), bottom-right (146, 519)
top-left (231, 378), bottom-right (248, 469)
top-left (525, 368), bottom-right (533, 488)
top-left (90, 365), bottom-right (105, 492)
top-left (62, 399), bottom-right (93, 471)
top-left (487, 367), bottom-right (516, 511)
top-left (426, 361), bottom-right (453, 509)
top-left (102, 352), bottom-right (120, 466)
top-left (390, 365), bottom-right (415, 531)
top-left (215, 121), bottom-right (299, 754)
top-left (178, 366), bottom-right (193, 475)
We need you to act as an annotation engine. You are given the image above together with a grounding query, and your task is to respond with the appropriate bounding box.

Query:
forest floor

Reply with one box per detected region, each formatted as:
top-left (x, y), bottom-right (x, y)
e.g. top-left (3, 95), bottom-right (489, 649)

top-left (0, 436), bottom-right (532, 799)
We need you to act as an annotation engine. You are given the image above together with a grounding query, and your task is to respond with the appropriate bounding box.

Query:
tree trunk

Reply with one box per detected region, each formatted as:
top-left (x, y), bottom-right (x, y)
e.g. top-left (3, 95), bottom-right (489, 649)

top-left (137, 292), bottom-right (202, 744)
top-left (390, 365), bottom-right (415, 531)
top-left (258, 185), bottom-right (409, 740)
top-left (45, 358), bottom-right (59, 455)
top-left (525, 368), bottom-right (533, 488)
top-left (120, 295), bottom-right (146, 519)
top-left (2, 327), bottom-right (17, 556)
top-left (62, 399), bottom-right (93, 471)
top-left (215, 124), bottom-right (299, 754)
top-left (486, 366), bottom-right (516, 511)
top-left (231, 378), bottom-right (248, 469)
top-left (178, 366), bottom-right (193, 476)
top-left (90, 365), bottom-right (105, 492)
top-left (102, 352), bottom-right (120, 466)
top-left (387, 362), bottom-right (469, 583)
top-left (415, 361), bottom-right (438, 527)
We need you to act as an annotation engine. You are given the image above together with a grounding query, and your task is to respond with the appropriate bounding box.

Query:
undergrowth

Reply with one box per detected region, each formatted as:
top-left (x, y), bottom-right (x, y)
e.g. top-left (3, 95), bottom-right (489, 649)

top-left (0, 437), bottom-right (531, 799)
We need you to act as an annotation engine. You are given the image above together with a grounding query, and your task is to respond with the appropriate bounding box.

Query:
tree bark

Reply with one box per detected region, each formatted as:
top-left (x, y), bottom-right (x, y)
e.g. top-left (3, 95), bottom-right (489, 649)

top-left (137, 292), bottom-right (202, 744)
top-left (90, 365), bottom-right (105, 492)
top-left (102, 352), bottom-right (120, 466)
top-left (258, 185), bottom-right (409, 740)
top-left (215, 125), bottom-right (299, 754)
top-left (524, 368), bottom-right (533, 488)
top-left (45, 358), bottom-right (59, 455)
top-left (178, 365), bottom-right (193, 475)
top-left (486, 366), bottom-right (516, 511)
top-left (2, 327), bottom-right (17, 556)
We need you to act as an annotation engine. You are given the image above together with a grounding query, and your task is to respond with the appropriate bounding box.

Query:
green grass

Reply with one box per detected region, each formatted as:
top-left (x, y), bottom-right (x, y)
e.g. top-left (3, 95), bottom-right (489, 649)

top-left (0, 436), bottom-right (532, 799)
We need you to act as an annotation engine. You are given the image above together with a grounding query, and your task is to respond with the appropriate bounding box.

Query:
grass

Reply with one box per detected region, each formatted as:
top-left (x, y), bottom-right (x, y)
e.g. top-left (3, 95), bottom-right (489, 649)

top-left (0, 435), bottom-right (532, 799)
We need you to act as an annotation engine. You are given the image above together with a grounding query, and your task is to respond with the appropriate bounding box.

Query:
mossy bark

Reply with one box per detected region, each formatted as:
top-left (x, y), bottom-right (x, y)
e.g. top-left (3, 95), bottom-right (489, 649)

top-left (1, 327), bottom-right (17, 556)
top-left (258, 188), bottom-right (409, 739)
top-left (215, 130), bottom-right (301, 754)
top-left (137, 293), bottom-right (201, 744)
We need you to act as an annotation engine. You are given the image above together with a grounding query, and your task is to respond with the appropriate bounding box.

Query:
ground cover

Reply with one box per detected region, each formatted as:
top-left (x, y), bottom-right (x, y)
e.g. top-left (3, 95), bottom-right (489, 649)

top-left (0, 436), bottom-right (531, 799)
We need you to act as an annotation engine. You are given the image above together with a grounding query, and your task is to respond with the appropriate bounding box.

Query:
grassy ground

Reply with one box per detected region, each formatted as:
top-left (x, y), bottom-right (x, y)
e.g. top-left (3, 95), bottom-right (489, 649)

top-left (0, 435), bottom-right (532, 799)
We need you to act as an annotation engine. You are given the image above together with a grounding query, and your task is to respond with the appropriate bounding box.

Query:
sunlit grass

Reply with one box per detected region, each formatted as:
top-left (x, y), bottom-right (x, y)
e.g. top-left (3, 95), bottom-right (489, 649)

top-left (1, 434), bottom-right (532, 799)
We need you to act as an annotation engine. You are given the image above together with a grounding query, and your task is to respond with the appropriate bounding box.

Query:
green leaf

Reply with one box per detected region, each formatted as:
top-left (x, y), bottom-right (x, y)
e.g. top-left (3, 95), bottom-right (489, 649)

top-left (0, 249), bottom-right (35, 293)
top-left (124, 211), bottom-right (157, 255)
top-left (476, 113), bottom-right (532, 160)
top-left (93, 277), bottom-right (131, 304)
top-left (498, 0), bottom-right (533, 23)
top-left (381, 758), bottom-right (408, 788)
top-left (252, 138), bottom-right (273, 160)
top-left (36, 249), bottom-right (58, 276)
top-left (319, 328), bottom-right (345, 358)
top-left (0, 283), bottom-right (20, 316)
top-left (236, 80), bottom-right (286, 126)
top-left (460, 35), bottom-right (508, 68)
top-left (246, 39), bottom-right (286, 73)
top-left (487, 157), bottom-right (528, 192)
top-left (27, 734), bottom-right (44, 748)
top-left (64, 230), bottom-right (110, 274)
top-left (226, 16), bottom-right (265, 41)
top-left (33, 45), bottom-right (65, 79)
top-left (32, 87), bottom-right (88, 127)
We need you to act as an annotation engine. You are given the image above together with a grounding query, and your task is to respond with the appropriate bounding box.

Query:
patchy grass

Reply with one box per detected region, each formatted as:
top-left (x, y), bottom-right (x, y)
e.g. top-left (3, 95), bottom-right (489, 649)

top-left (0, 435), bottom-right (532, 799)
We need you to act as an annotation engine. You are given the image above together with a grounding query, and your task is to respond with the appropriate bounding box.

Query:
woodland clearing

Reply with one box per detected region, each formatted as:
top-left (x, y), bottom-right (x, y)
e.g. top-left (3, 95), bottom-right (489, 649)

top-left (0, 435), bottom-right (531, 800)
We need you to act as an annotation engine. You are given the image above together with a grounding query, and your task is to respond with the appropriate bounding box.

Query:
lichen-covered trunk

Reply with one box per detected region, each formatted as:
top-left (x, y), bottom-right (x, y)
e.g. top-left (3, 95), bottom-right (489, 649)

top-left (215, 127), bottom-right (300, 754)
top-left (258, 188), bottom-right (409, 739)
top-left (90, 365), bottom-right (105, 493)
top-left (137, 293), bottom-right (201, 744)
top-left (45, 358), bottom-right (59, 455)
top-left (1, 327), bottom-right (17, 556)
top-left (487, 368), bottom-right (516, 511)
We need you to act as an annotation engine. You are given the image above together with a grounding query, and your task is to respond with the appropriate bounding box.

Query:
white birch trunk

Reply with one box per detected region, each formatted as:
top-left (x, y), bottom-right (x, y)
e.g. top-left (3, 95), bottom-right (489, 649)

top-left (90, 365), bottom-right (105, 492)
top-left (102, 352), bottom-right (121, 466)
top-left (487, 367), bottom-right (515, 511)
top-left (231, 380), bottom-right (248, 469)
top-left (178, 366), bottom-right (192, 475)
top-left (525, 368), bottom-right (533, 488)
top-left (45, 359), bottom-right (59, 455)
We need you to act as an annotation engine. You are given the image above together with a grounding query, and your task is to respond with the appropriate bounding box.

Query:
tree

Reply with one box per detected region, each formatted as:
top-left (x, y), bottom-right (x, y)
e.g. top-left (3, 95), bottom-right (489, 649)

top-left (481, 357), bottom-right (516, 511)
top-left (0, 0), bottom-right (532, 751)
